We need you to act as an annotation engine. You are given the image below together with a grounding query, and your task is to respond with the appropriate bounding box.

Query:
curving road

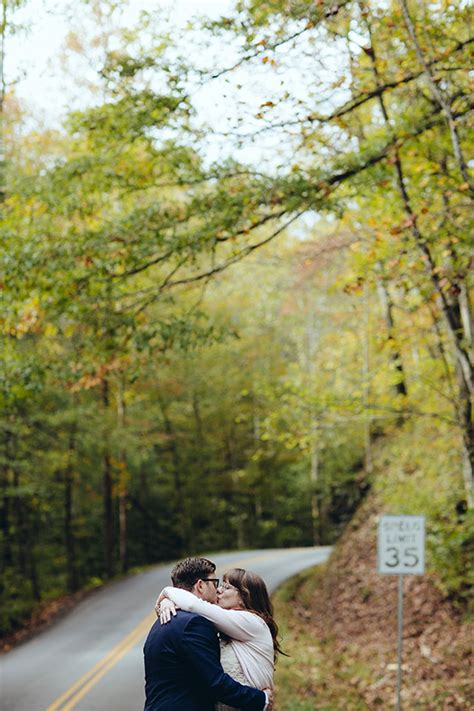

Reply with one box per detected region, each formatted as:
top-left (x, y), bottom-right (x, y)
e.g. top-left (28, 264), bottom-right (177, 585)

top-left (1, 546), bottom-right (331, 711)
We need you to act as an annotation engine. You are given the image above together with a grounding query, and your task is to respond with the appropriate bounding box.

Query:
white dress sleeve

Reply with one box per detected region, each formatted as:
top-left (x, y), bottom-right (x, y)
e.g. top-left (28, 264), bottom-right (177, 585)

top-left (161, 586), bottom-right (266, 642)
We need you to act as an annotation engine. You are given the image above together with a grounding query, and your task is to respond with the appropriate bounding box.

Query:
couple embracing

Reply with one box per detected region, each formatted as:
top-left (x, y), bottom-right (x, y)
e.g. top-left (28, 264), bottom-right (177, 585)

top-left (144, 556), bottom-right (283, 710)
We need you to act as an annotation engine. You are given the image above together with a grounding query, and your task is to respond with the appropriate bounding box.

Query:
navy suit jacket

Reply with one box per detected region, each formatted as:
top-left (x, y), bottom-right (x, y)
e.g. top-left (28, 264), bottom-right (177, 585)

top-left (144, 610), bottom-right (266, 711)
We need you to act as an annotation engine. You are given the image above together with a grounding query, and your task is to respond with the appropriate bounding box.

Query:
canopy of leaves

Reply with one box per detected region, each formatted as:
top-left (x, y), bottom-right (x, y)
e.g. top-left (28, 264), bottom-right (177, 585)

top-left (0, 0), bottom-right (472, 639)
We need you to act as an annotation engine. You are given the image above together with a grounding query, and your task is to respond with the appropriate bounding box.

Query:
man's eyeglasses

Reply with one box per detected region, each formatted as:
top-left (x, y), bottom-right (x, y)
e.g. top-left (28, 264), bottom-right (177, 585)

top-left (201, 577), bottom-right (220, 589)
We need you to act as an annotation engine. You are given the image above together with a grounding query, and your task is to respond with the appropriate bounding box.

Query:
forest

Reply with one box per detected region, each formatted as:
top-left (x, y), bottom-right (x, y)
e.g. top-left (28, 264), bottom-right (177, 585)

top-left (1, 0), bottom-right (472, 638)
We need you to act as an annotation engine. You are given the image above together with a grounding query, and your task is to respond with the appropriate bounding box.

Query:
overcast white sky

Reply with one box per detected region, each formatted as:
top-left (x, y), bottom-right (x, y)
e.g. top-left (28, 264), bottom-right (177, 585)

top-left (8, 0), bottom-right (235, 124)
top-left (7, 0), bottom-right (350, 177)
top-left (8, 0), bottom-right (308, 169)
top-left (6, 0), bottom-right (342, 236)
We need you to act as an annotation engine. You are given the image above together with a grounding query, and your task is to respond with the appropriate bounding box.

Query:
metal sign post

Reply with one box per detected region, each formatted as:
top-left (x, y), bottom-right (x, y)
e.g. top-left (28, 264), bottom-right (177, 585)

top-left (397, 574), bottom-right (404, 711)
top-left (378, 515), bottom-right (425, 711)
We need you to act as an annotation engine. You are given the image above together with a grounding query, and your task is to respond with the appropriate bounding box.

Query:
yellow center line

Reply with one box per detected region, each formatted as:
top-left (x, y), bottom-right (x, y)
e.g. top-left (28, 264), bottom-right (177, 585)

top-left (60, 616), bottom-right (154, 711)
top-left (45, 612), bottom-right (155, 711)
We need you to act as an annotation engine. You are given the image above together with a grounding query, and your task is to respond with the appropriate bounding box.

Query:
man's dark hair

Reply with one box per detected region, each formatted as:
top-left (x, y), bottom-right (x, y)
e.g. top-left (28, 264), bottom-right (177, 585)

top-left (171, 557), bottom-right (216, 591)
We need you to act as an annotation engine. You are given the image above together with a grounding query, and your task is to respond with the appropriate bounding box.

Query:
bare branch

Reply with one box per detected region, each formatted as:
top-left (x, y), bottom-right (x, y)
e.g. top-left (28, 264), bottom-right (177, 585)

top-left (208, 37), bottom-right (473, 140)
top-left (202, 0), bottom-right (352, 83)
top-left (127, 211), bottom-right (305, 316)
top-left (164, 210), bottom-right (306, 289)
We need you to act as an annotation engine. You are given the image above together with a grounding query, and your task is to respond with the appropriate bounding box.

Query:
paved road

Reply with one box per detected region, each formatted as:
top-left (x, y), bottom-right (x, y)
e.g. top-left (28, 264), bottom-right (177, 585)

top-left (1, 546), bottom-right (331, 711)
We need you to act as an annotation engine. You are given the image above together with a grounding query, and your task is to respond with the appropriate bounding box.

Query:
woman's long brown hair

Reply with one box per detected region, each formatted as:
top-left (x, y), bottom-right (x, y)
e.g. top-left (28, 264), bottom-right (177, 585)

top-left (224, 568), bottom-right (287, 661)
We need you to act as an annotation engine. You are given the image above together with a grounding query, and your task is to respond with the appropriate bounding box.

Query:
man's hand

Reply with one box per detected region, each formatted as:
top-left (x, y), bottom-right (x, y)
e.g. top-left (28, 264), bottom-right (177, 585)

top-left (263, 687), bottom-right (273, 711)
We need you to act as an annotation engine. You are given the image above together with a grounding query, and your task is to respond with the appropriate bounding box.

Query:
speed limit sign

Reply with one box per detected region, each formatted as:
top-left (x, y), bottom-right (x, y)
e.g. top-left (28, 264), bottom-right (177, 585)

top-left (378, 514), bottom-right (425, 710)
top-left (378, 515), bottom-right (425, 575)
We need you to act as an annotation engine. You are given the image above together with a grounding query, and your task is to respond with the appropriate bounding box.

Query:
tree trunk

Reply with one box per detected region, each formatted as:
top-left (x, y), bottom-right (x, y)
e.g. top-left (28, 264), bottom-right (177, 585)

top-left (1, 425), bottom-right (13, 572)
top-left (117, 379), bottom-right (128, 574)
top-left (64, 424), bottom-right (79, 593)
top-left (159, 398), bottom-right (189, 550)
top-left (12, 468), bottom-right (27, 576)
top-left (28, 514), bottom-right (41, 602)
top-left (459, 284), bottom-right (472, 345)
top-left (310, 421), bottom-right (321, 545)
top-left (118, 485), bottom-right (127, 573)
top-left (139, 469), bottom-right (151, 563)
top-left (456, 360), bottom-right (474, 508)
top-left (399, 0), bottom-right (473, 192)
top-left (364, 11), bottom-right (473, 505)
top-left (376, 279), bottom-right (408, 399)
top-left (362, 286), bottom-right (373, 473)
top-left (101, 378), bottom-right (114, 578)
top-left (192, 392), bottom-right (205, 448)
top-left (427, 303), bottom-right (457, 405)
top-left (12, 461), bottom-right (40, 598)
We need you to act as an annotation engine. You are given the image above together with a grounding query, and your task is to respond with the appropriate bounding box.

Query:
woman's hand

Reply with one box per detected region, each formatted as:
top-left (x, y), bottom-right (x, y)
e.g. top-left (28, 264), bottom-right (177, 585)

top-left (155, 596), bottom-right (178, 624)
top-left (263, 687), bottom-right (274, 710)
top-left (154, 591), bottom-right (165, 616)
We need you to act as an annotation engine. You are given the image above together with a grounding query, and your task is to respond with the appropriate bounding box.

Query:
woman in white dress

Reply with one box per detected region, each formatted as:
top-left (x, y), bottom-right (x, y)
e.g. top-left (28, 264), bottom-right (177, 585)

top-left (156, 567), bottom-right (284, 711)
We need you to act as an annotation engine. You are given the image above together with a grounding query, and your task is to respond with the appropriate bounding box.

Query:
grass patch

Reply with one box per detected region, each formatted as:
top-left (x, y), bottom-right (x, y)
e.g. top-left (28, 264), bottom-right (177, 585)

top-left (273, 567), bottom-right (370, 711)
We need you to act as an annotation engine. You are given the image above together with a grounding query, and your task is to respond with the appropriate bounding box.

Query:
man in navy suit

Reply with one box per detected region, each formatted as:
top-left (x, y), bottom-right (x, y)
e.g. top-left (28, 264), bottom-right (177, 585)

top-left (144, 557), bottom-right (271, 711)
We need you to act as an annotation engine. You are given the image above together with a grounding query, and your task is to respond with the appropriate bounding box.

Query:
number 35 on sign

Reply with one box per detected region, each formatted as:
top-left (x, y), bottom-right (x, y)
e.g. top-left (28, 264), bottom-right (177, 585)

top-left (378, 515), bottom-right (425, 575)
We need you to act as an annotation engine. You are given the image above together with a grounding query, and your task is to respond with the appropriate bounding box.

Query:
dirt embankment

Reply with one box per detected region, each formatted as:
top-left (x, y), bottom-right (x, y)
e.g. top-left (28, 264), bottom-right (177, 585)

top-left (299, 499), bottom-right (473, 710)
